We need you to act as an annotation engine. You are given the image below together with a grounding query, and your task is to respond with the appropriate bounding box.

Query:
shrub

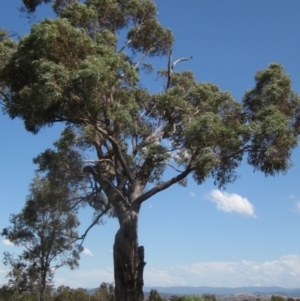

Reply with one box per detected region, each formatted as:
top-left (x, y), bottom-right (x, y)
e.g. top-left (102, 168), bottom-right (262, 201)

top-left (271, 296), bottom-right (286, 301)
top-left (177, 296), bottom-right (204, 301)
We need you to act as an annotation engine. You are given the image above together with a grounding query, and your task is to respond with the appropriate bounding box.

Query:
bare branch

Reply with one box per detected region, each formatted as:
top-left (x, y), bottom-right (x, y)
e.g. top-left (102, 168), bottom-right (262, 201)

top-left (76, 207), bottom-right (111, 246)
top-left (83, 158), bottom-right (113, 164)
top-left (172, 55), bottom-right (194, 69)
top-left (134, 52), bottom-right (148, 69)
top-left (119, 38), bottom-right (133, 53)
top-left (118, 20), bottom-right (146, 53)
top-left (139, 94), bottom-right (159, 119)
top-left (143, 122), bottom-right (168, 144)
top-left (165, 163), bottom-right (184, 173)
top-left (166, 50), bottom-right (193, 90)
top-left (134, 165), bottom-right (193, 204)
top-left (166, 49), bottom-right (172, 90)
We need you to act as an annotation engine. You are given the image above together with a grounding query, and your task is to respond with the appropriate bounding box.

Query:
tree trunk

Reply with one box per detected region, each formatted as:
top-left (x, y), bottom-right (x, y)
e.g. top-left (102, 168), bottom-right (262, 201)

top-left (40, 275), bottom-right (46, 301)
top-left (113, 209), bottom-right (146, 301)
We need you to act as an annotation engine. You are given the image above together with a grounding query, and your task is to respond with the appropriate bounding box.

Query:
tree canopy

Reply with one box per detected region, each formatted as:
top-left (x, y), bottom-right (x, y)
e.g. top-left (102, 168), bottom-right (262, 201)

top-left (1, 2), bottom-right (299, 191)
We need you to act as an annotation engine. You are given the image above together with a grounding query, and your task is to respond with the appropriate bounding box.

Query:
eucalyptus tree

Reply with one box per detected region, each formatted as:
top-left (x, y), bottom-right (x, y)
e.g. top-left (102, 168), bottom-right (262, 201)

top-left (148, 289), bottom-right (164, 301)
top-left (1, 1), bottom-right (300, 301)
top-left (92, 282), bottom-right (115, 301)
top-left (1, 171), bottom-right (85, 301)
top-left (54, 285), bottom-right (91, 301)
top-left (1, 126), bottom-right (113, 301)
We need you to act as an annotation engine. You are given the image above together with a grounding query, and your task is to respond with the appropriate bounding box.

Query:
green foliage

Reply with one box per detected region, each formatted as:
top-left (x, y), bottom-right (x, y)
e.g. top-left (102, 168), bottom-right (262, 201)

top-left (202, 294), bottom-right (216, 301)
top-left (22, 0), bottom-right (76, 14)
top-left (244, 63), bottom-right (300, 176)
top-left (271, 296), bottom-right (286, 301)
top-left (0, 30), bottom-right (17, 104)
top-left (0, 285), bottom-right (17, 301)
top-left (147, 293), bottom-right (215, 301)
top-left (1, 170), bottom-right (83, 299)
top-left (0, 30), bottom-right (16, 70)
top-left (91, 283), bottom-right (115, 301)
top-left (54, 285), bottom-right (90, 301)
top-left (177, 295), bottom-right (204, 301)
top-left (22, 0), bottom-right (52, 13)
top-left (2, 0), bottom-right (299, 193)
top-left (40, 283), bottom-right (115, 301)
top-left (60, 2), bottom-right (98, 33)
top-left (1, 124), bottom-right (115, 299)
top-left (148, 289), bottom-right (164, 301)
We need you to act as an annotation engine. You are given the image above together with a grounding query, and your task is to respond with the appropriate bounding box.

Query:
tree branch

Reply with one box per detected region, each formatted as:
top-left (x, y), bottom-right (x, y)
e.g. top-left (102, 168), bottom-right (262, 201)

top-left (118, 20), bottom-right (146, 53)
top-left (95, 124), bottom-right (134, 184)
top-left (104, 179), bottom-right (131, 207)
top-left (166, 50), bottom-right (193, 90)
top-left (143, 122), bottom-right (167, 144)
top-left (134, 52), bottom-right (148, 69)
top-left (75, 207), bottom-right (111, 246)
top-left (134, 165), bottom-right (193, 204)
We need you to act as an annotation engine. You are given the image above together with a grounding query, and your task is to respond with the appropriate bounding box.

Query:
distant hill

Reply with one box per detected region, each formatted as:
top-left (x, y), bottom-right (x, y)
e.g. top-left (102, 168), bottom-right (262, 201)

top-left (143, 286), bottom-right (300, 297)
top-left (87, 286), bottom-right (300, 298)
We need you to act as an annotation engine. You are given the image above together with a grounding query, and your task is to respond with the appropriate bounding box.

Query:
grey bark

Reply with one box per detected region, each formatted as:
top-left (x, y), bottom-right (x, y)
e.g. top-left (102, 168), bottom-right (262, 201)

top-left (113, 208), bottom-right (146, 301)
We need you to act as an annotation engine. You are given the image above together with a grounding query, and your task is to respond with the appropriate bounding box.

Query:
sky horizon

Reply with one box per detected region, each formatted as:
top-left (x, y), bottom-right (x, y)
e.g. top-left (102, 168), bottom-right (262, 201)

top-left (1, 0), bottom-right (300, 289)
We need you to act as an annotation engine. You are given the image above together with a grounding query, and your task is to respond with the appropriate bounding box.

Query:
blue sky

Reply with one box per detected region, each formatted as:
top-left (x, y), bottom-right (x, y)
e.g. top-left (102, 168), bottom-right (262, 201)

top-left (1, 0), bottom-right (300, 289)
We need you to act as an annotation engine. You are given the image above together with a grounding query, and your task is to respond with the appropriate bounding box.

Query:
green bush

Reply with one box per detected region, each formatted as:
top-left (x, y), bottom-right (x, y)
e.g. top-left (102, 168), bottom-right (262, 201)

top-left (177, 296), bottom-right (204, 301)
top-left (271, 296), bottom-right (286, 301)
top-left (202, 294), bottom-right (217, 301)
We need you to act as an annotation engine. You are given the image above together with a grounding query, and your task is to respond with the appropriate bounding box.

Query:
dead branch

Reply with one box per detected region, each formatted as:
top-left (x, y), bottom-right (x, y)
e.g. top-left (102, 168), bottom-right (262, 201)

top-left (166, 50), bottom-right (193, 90)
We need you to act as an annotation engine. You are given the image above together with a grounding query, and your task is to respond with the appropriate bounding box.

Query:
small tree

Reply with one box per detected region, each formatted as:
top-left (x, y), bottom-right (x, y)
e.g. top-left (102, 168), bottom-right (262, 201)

top-left (71, 288), bottom-right (91, 301)
top-left (148, 289), bottom-right (164, 301)
top-left (1, 1), bottom-right (300, 300)
top-left (1, 174), bottom-right (83, 301)
top-left (0, 285), bottom-right (16, 301)
top-left (54, 285), bottom-right (74, 301)
top-left (92, 282), bottom-right (115, 301)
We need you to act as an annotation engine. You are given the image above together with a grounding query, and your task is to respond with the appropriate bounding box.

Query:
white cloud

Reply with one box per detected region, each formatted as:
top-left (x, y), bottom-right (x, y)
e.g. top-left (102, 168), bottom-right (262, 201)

top-left (209, 190), bottom-right (256, 217)
top-left (82, 247), bottom-right (93, 256)
top-left (190, 192), bottom-right (196, 198)
top-left (145, 268), bottom-right (186, 286)
top-left (2, 239), bottom-right (14, 246)
top-left (294, 201), bottom-right (300, 213)
top-left (143, 255), bottom-right (300, 288)
top-left (50, 255), bottom-right (300, 289)
top-left (54, 268), bottom-right (114, 288)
